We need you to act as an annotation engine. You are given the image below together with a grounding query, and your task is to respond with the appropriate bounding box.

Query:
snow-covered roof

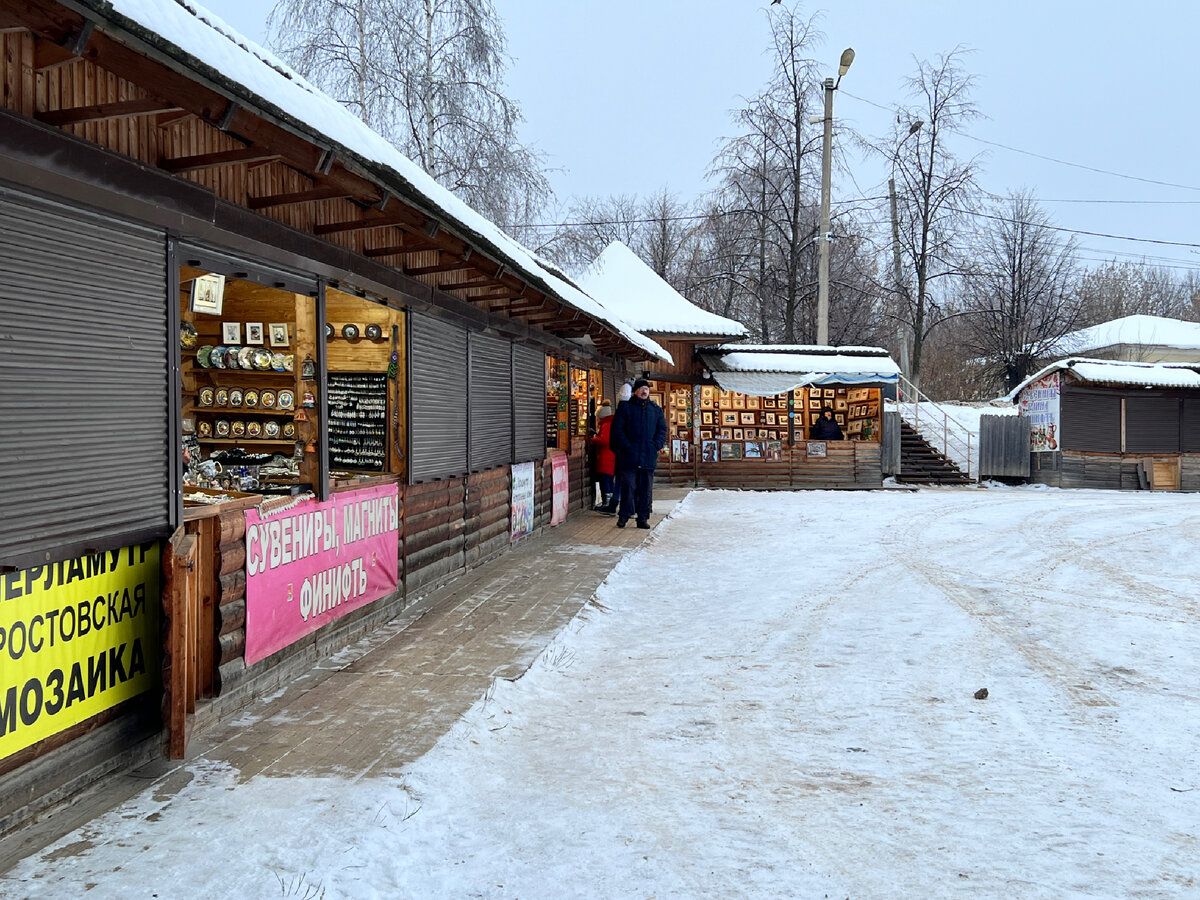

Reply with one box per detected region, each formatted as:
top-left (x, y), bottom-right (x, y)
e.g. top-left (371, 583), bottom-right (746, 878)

top-left (1007, 357), bottom-right (1200, 401)
top-left (1048, 315), bottom-right (1200, 355)
top-left (90, 0), bottom-right (669, 363)
top-left (699, 345), bottom-right (901, 396)
top-left (576, 242), bottom-right (748, 338)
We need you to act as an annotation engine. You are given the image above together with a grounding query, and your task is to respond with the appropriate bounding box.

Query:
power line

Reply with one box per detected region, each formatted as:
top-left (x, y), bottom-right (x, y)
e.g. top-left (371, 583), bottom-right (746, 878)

top-left (839, 88), bottom-right (1200, 193)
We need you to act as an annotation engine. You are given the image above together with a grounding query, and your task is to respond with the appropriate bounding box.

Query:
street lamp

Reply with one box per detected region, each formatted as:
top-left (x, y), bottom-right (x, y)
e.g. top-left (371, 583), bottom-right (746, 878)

top-left (816, 47), bottom-right (854, 346)
top-left (888, 120), bottom-right (923, 376)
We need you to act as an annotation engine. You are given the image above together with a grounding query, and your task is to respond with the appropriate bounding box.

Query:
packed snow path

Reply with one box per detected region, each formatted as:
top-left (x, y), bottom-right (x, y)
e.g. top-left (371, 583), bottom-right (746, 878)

top-left (6, 488), bottom-right (1200, 897)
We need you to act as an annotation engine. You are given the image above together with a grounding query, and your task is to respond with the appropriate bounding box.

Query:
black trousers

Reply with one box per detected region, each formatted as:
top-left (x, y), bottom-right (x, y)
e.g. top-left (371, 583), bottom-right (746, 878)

top-left (617, 467), bottom-right (654, 522)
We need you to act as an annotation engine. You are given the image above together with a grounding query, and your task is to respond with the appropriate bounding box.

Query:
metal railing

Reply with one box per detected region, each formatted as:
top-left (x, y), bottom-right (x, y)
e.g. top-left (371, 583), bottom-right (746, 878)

top-left (893, 375), bottom-right (975, 481)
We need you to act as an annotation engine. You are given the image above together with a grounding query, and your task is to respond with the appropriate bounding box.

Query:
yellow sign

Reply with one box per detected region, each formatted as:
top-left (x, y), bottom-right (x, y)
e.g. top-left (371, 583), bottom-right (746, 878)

top-left (0, 542), bottom-right (160, 761)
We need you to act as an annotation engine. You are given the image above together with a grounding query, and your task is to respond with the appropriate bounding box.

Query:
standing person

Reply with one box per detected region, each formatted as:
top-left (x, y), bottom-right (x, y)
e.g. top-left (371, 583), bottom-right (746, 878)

top-left (810, 407), bottom-right (844, 440)
top-left (590, 401), bottom-right (618, 514)
top-left (610, 378), bottom-right (667, 529)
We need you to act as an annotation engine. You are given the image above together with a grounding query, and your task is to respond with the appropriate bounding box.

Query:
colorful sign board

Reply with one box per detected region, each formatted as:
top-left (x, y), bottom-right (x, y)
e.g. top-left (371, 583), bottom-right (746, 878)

top-left (0, 543), bottom-right (160, 761)
top-left (550, 452), bottom-right (570, 526)
top-left (511, 461), bottom-right (536, 541)
top-left (244, 483), bottom-right (400, 666)
top-left (1018, 372), bottom-right (1061, 452)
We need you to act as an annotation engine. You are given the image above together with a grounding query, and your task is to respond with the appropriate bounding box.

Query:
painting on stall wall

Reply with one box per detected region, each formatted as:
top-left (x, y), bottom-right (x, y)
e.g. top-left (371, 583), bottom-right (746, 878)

top-left (510, 461), bottom-right (535, 541)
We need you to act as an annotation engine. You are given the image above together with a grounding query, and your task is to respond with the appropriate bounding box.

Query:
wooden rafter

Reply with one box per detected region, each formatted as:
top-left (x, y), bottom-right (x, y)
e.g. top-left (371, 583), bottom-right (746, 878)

top-left (403, 257), bottom-right (468, 275)
top-left (160, 147), bottom-right (281, 173)
top-left (247, 186), bottom-right (354, 210)
top-left (314, 214), bottom-right (413, 236)
top-left (37, 97), bottom-right (181, 126)
top-left (436, 275), bottom-right (496, 293)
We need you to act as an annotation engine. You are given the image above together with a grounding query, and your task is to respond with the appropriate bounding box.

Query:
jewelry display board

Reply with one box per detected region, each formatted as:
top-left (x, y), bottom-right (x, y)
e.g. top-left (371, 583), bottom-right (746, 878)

top-left (327, 372), bottom-right (387, 471)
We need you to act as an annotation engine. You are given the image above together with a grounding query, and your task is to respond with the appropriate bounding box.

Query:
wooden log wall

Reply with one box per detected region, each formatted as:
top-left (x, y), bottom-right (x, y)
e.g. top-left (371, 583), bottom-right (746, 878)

top-left (535, 458), bottom-right (553, 529)
top-left (658, 442), bottom-right (882, 490)
top-left (1183, 455), bottom-right (1200, 491)
top-left (1032, 450), bottom-right (1200, 491)
top-left (403, 477), bottom-right (466, 593)
top-left (568, 447), bottom-right (588, 510)
top-left (464, 466), bottom-right (511, 567)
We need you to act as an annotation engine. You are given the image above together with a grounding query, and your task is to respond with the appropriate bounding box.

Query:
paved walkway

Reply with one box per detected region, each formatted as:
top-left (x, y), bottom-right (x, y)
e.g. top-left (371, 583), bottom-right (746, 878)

top-left (0, 490), bottom-right (687, 874)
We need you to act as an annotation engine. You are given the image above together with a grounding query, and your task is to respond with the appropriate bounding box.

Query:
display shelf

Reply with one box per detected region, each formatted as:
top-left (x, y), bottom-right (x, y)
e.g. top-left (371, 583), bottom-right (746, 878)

top-left (187, 405), bottom-right (297, 417)
top-left (196, 438), bottom-right (297, 448)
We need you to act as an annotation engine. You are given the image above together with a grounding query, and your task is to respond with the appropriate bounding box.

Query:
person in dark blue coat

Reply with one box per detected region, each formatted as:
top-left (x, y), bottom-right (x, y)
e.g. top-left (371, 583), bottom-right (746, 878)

top-left (609, 378), bottom-right (667, 529)
top-left (810, 407), bottom-right (844, 440)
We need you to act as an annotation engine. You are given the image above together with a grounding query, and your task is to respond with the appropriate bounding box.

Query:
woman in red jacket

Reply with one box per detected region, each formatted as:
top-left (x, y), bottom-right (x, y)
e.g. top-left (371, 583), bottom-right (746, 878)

top-left (590, 401), bottom-right (619, 514)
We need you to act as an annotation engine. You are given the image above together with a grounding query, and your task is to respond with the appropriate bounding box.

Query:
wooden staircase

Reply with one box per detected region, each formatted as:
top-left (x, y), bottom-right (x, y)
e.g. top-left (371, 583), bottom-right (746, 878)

top-left (897, 421), bottom-right (972, 485)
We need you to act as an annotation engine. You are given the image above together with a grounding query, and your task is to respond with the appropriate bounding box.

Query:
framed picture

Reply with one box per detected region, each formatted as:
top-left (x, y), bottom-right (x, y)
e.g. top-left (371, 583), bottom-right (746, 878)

top-left (701, 428), bottom-right (713, 440)
top-left (835, 398), bottom-right (847, 411)
top-left (719, 390), bottom-right (731, 404)
top-left (759, 429), bottom-right (771, 439)
top-left (765, 412), bottom-right (776, 426)
top-left (700, 395), bottom-right (714, 410)
top-left (222, 321), bottom-right (241, 344)
top-left (189, 273), bottom-right (225, 315)
top-left (765, 440), bottom-right (783, 461)
top-left (745, 441), bottom-right (763, 459)
top-left (807, 440), bottom-right (828, 458)
top-left (701, 386), bottom-right (715, 400)
top-left (823, 388), bottom-right (835, 399)
top-left (733, 428), bottom-right (743, 440)
top-left (245, 322), bottom-right (265, 345)
top-left (721, 441), bottom-right (743, 460)
top-left (747, 396), bottom-right (761, 410)
top-left (719, 428), bottom-right (732, 440)
top-left (269, 323), bottom-right (290, 347)
top-left (651, 394), bottom-right (664, 408)
top-left (809, 397), bottom-right (822, 410)
top-left (763, 397), bottom-right (776, 409)
top-left (848, 388), bottom-right (869, 403)
top-left (810, 413), bottom-right (820, 425)
top-left (740, 412), bottom-right (755, 425)
top-left (702, 440), bottom-right (719, 462)
top-left (867, 403), bottom-right (879, 417)
top-left (701, 411), bottom-right (713, 425)
top-left (835, 413), bottom-right (846, 425)
top-left (722, 411), bottom-right (738, 426)
top-left (732, 394), bottom-right (746, 409)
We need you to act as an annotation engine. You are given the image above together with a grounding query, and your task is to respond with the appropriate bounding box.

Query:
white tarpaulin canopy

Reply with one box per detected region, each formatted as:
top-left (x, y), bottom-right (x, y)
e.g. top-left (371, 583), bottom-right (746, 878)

top-left (701, 345), bottom-right (901, 397)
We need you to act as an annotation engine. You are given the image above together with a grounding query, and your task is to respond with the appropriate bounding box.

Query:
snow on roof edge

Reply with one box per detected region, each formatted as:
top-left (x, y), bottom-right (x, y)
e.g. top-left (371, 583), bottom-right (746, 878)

top-left (86, 0), bottom-right (670, 362)
top-left (1005, 357), bottom-right (1200, 402)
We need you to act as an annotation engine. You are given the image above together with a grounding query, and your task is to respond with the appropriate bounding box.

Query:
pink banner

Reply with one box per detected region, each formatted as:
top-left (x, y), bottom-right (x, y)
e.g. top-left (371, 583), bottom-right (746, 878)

top-left (244, 483), bottom-right (400, 666)
top-left (551, 452), bottom-right (569, 526)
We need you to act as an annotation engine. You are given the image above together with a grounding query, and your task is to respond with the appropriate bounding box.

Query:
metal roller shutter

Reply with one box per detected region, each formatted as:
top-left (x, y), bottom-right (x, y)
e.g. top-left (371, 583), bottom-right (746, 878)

top-left (1061, 391), bottom-right (1121, 452)
top-left (1183, 399), bottom-right (1200, 452)
top-left (469, 333), bottom-right (513, 471)
top-left (0, 186), bottom-right (169, 567)
top-left (409, 312), bottom-right (468, 482)
top-left (1125, 396), bottom-right (1180, 453)
top-left (512, 344), bottom-right (545, 463)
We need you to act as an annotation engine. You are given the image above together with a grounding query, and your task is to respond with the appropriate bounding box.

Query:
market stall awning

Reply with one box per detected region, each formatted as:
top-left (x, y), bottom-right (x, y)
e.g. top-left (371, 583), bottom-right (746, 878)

top-left (699, 345), bottom-right (901, 397)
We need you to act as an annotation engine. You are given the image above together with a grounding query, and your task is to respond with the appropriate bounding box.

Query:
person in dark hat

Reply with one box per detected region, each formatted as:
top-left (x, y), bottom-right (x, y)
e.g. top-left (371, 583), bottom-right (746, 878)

top-left (810, 406), bottom-right (843, 440)
top-left (609, 378), bottom-right (667, 529)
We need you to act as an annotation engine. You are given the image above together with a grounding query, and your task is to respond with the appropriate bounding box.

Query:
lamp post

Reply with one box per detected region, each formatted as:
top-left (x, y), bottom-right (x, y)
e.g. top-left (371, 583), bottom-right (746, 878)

top-left (888, 119), bottom-right (923, 377)
top-left (816, 47), bottom-right (854, 346)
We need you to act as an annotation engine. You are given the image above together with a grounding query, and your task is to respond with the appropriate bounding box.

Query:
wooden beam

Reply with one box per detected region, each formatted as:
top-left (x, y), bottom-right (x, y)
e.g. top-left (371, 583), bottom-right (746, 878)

top-left (466, 289), bottom-right (519, 304)
top-left (247, 186), bottom-right (353, 210)
top-left (32, 35), bottom-right (76, 71)
top-left (436, 276), bottom-right (496, 293)
top-left (314, 214), bottom-right (414, 236)
top-left (403, 258), bottom-right (468, 275)
top-left (160, 147), bottom-right (281, 173)
top-left (155, 110), bottom-right (195, 128)
top-left (37, 98), bottom-right (181, 127)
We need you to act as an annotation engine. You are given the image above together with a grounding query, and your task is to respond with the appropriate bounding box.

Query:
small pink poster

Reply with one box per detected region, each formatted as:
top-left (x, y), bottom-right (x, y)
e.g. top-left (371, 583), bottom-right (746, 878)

top-left (550, 452), bottom-right (569, 526)
top-left (244, 482), bottom-right (400, 665)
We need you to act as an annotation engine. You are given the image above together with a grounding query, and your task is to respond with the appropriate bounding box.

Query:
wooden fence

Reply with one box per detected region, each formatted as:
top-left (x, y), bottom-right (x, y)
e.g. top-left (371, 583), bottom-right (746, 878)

top-left (979, 415), bottom-right (1031, 480)
top-left (657, 441), bottom-right (881, 489)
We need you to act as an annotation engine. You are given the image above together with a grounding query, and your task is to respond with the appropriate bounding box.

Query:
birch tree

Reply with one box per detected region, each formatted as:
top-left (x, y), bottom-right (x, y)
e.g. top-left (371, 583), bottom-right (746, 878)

top-left (267, 0), bottom-right (551, 229)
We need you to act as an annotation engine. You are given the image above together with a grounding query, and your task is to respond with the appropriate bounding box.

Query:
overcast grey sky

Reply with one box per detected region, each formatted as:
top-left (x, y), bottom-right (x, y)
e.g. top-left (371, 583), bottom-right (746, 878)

top-left (200, 0), bottom-right (1200, 273)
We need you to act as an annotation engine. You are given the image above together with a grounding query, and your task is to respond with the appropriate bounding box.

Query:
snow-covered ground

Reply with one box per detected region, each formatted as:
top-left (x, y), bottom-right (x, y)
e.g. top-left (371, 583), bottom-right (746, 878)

top-left (6, 488), bottom-right (1200, 898)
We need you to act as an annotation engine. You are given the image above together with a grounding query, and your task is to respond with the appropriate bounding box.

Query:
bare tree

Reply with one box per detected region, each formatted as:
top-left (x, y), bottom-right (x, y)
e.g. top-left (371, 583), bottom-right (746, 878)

top-left (1076, 260), bottom-right (1200, 324)
top-left (961, 194), bottom-right (1082, 391)
top-left (267, 0), bottom-right (551, 230)
top-left (889, 49), bottom-right (981, 388)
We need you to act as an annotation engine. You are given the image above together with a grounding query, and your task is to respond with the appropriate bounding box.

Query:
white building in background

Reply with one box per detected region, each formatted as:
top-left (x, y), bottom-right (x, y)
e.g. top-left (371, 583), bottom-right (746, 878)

top-left (1046, 314), bottom-right (1200, 363)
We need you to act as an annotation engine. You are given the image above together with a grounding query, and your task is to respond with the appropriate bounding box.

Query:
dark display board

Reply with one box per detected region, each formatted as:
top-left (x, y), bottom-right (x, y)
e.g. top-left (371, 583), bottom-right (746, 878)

top-left (328, 372), bottom-right (387, 471)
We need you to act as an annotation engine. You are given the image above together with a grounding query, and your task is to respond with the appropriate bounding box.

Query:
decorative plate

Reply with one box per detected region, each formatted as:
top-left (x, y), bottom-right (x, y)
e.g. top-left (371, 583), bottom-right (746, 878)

top-left (214, 388), bottom-right (229, 407)
top-left (342, 323), bottom-right (360, 340)
top-left (252, 349), bottom-right (273, 370)
top-left (215, 419), bottom-right (231, 437)
top-left (264, 421), bottom-right (281, 439)
top-left (247, 421), bottom-right (263, 438)
top-left (271, 352), bottom-right (288, 372)
top-left (210, 346), bottom-right (227, 368)
top-left (284, 354), bottom-right (295, 373)
top-left (197, 388), bottom-right (214, 407)
top-left (260, 390), bottom-right (276, 409)
top-left (237, 347), bottom-right (255, 370)
top-left (277, 390), bottom-right (294, 410)
top-left (198, 420), bottom-right (212, 437)
top-left (244, 390), bottom-right (259, 408)
top-left (181, 322), bottom-right (199, 349)
top-left (282, 422), bottom-right (296, 439)
top-left (325, 323), bottom-right (334, 340)
top-left (229, 389), bottom-right (244, 407)
top-left (365, 323), bottom-right (383, 340)
top-left (197, 345), bottom-right (214, 368)
top-left (231, 421), bottom-right (246, 438)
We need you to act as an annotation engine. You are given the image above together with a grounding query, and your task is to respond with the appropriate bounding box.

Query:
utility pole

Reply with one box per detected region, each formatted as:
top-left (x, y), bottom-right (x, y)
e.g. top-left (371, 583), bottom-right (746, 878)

top-left (888, 176), bottom-right (911, 376)
top-left (816, 77), bottom-right (834, 346)
top-left (816, 48), bottom-right (853, 346)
